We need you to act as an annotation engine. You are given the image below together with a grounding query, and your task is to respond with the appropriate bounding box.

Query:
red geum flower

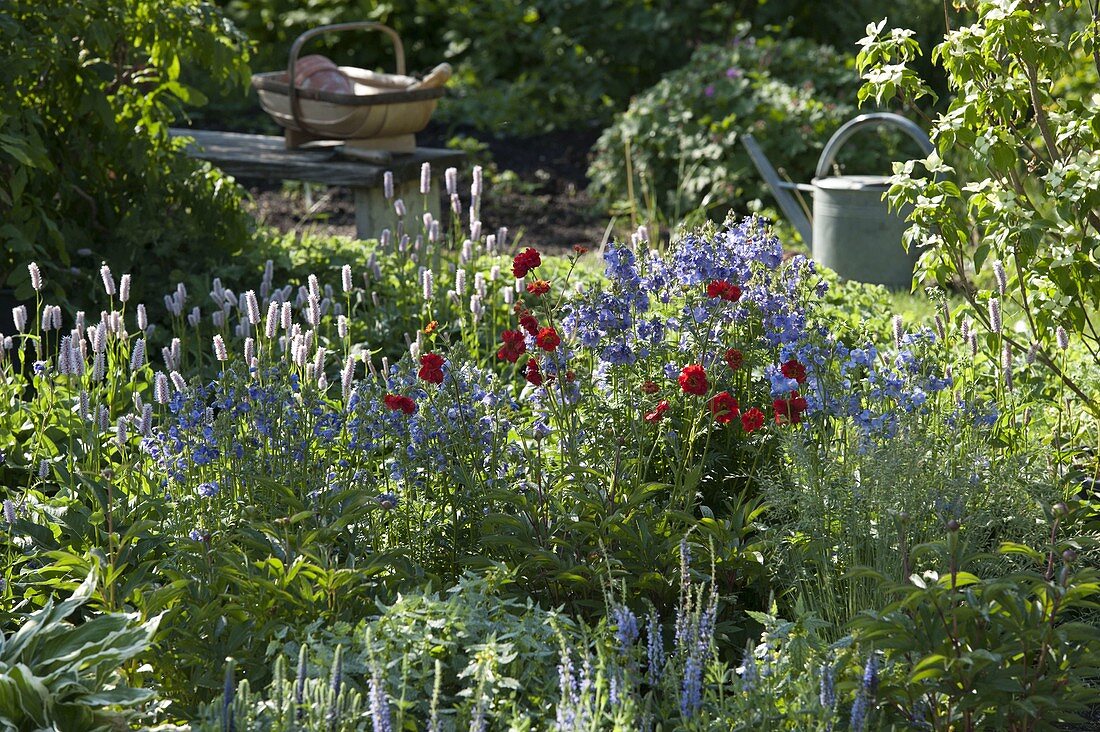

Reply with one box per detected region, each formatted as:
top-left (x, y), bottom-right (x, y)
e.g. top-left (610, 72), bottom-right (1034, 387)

top-left (678, 364), bottom-right (709, 396)
top-left (524, 358), bottom-right (543, 386)
top-left (512, 247), bottom-right (542, 278)
top-left (526, 279), bottom-right (551, 296)
top-left (724, 348), bottom-right (744, 371)
top-left (780, 358), bottom-right (807, 384)
top-left (497, 329), bottom-right (527, 362)
top-left (418, 353), bottom-right (445, 384)
top-left (536, 327), bottom-right (561, 352)
top-left (709, 391), bottom-right (740, 424)
top-left (519, 313), bottom-right (540, 336)
top-left (422, 320), bottom-right (439, 334)
top-left (706, 280), bottom-right (742, 302)
top-left (741, 407), bottom-right (765, 432)
top-left (573, 245), bottom-right (589, 255)
top-left (773, 392), bottom-right (809, 425)
top-left (383, 394), bottom-right (417, 415)
top-left (641, 380), bottom-right (660, 394)
top-left (644, 400), bottom-right (670, 423)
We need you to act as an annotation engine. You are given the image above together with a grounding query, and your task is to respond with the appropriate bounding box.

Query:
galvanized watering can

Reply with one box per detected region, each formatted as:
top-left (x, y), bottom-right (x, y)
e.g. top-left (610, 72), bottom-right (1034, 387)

top-left (743, 112), bottom-right (934, 288)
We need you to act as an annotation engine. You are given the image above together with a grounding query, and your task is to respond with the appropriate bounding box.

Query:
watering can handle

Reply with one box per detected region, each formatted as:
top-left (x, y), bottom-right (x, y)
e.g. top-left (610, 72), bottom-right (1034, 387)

top-left (287, 22), bottom-right (407, 139)
top-left (815, 113), bottom-right (934, 179)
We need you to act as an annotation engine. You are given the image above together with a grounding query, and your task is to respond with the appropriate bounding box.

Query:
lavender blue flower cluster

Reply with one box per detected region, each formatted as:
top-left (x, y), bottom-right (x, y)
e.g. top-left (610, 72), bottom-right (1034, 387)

top-left (559, 218), bottom-right (822, 374)
top-left (144, 360), bottom-right (520, 529)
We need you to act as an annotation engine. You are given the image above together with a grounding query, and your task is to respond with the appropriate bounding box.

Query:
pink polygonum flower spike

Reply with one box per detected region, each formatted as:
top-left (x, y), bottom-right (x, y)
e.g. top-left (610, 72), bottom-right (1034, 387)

top-left (100, 265), bottom-right (116, 296)
top-left (130, 338), bottom-right (146, 372)
top-left (212, 334), bottom-right (228, 361)
top-left (988, 297), bottom-right (1001, 334)
top-left (471, 165), bottom-right (483, 197)
top-left (245, 290), bottom-right (261, 324)
top-left (420, 162), bottom-right (431, 195)
top-left (12, 306), bottom-right (26, 333)
top-left (341, 355), bottom-right (355, 400)
top-left (265, 301), bottom-right (279, 338)
top-left (155, 372), bottom-right (169, 404)
top-left (992, 259), bottom-right (1007, 297)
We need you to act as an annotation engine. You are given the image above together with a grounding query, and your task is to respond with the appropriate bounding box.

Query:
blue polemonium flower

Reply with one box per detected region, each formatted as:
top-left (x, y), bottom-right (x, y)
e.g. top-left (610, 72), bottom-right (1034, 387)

top-left (601, 341), bottom-right (638, 366)
top-left (197, 481), bottom-right (219, 498)
top-left (376, 492), bottom-right (399, 510)
top-left (188, 528), bottom-right (205, 542)
top-left (766, 366), bottom-right (801, 397)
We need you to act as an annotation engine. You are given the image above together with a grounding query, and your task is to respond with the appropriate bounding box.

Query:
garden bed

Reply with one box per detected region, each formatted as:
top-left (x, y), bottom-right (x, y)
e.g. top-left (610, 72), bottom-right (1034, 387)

top-left (2, 1), bottom-right (1100, 730)
top-left (241, 124), bottom-right (609, 252)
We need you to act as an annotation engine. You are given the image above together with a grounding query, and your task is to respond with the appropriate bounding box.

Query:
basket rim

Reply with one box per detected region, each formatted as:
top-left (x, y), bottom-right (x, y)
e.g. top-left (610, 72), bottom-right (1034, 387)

top-left (251, 71), bottom-right (445, 106)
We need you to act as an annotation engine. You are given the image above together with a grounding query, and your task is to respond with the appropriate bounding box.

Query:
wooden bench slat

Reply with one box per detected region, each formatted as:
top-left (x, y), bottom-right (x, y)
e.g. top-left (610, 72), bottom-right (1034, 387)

top-left (169, 128), bottom-right (467, 187)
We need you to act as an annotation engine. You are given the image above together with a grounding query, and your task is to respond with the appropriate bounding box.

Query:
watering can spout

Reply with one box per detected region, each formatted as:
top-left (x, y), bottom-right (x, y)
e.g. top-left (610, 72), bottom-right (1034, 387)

top-left (741, 133), bottom-right (813, 243)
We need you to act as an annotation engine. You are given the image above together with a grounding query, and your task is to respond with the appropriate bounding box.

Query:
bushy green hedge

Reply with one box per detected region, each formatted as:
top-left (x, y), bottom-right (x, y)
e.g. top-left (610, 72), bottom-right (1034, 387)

top-left (0, 0), bottom-right (259, 306)
top-left (587, 33), bottom-right (866, 224)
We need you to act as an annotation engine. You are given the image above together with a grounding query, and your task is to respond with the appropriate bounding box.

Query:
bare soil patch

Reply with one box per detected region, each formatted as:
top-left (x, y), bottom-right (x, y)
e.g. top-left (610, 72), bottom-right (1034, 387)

top-left (237, 123), bottom-right (610, 253)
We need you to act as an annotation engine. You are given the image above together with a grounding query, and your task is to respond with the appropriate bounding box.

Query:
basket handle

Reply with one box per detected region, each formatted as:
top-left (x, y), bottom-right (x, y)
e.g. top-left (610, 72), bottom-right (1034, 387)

top-left (814, 112), bottom-right (933, 179)
top-left (287, 22), bottom-right (407, 139)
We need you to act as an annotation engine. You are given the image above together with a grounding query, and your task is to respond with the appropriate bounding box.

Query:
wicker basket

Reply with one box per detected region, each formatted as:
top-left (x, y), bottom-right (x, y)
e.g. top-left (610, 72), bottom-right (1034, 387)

top-left (252, 22), bottom-right (450, 152)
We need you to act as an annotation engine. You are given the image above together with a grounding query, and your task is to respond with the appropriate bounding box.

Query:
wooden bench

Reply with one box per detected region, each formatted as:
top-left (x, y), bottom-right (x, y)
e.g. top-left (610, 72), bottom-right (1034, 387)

top-left (170, 128), bottom-right (467, 239)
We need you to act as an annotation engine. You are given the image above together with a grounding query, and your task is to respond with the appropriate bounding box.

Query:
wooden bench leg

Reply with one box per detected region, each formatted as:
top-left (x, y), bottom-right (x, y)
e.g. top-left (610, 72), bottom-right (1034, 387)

top-left (353, 177), bottom-right (443, 241)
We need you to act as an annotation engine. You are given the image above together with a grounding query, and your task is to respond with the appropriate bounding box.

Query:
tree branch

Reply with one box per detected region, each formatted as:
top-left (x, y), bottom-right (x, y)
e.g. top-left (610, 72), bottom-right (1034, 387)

top-left (1022, 58), bottom-right (1061, 164)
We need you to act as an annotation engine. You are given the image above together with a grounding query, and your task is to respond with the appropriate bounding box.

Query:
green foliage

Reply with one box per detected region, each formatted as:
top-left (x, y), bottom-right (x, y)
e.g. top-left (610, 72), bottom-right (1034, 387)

top-left (588, 33), bottom-right (868, 225)
top-left (0, 569), bottom-right (160, 731)
top-left (0, 0), bottom-right (258, 307)
top-left (851, 508), bottom-right (1100, 730)
top-left (856, 1), bottom-right (1100, 414)
top-left (197, 573), bottom-right (571, 730)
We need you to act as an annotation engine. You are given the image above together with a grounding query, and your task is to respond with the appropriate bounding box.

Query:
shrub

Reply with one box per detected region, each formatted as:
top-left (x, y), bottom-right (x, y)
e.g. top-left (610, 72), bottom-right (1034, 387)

top-left (857, 2), bottom-right (1100, 414)
top-left (850, 508), bottom-right (1100, 730)
top-left (588, 33), bottom-right (868, 225)
top-left (0, 0), bottom-right (258, 308)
